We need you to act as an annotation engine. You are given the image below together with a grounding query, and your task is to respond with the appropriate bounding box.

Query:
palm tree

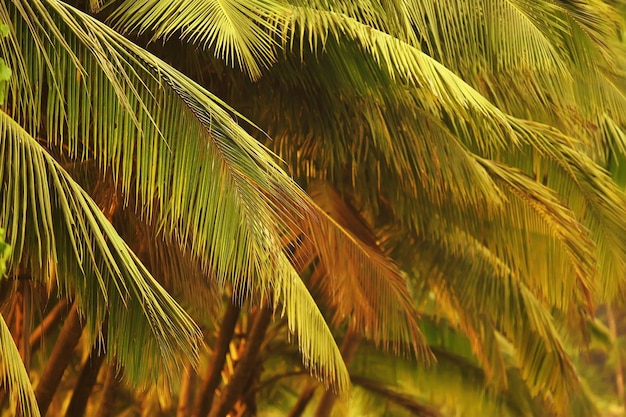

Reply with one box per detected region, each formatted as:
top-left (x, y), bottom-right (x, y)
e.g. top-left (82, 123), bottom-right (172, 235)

top-left (1, 0), bottom-right (626, 416)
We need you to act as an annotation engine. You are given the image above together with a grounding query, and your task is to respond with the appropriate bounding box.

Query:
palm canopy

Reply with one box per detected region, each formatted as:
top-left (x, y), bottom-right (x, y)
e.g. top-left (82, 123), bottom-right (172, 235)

top-left (112, 0), bottom-right (626, 297)
top-left (106, 0), bottom-right (626, 411)
top-left (1, 0), bottom-right (626, 416)
top-left (0, 0), bottom-right (428, 394)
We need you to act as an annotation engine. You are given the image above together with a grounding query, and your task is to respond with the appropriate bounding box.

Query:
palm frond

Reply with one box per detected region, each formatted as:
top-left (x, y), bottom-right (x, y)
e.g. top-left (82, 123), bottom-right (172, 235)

top-left (416, 0), bottom-right (570, 74)
top-left (475, 157), bottom-right (595, 310)
top-left (0, 108), bottom-right (203, 387)
top-left (284, 11), bottom-right (626, 299)
top-left (263, 7), bottom-right (626, 295)
top-left (102, 0), bottom-right (626, 157)
top-left (351, 342), bottom-right (507, 417)
top-left (420, 300), bottom-right (509, 389)
top-left (103, 0), bottom-right (626, 302)
top-left (500, 125), bottom-right (626, 300)
top-left (304, 181), bottom-right (428, 357)
top-left (0, 313), bottom-right (39, 417)
top-left (0, 228), bottom-right (8, 277)
top-left (105, 0), bottom-right (616, 81)
top-left (108, 0), bottom-right (281, 79)
top-left (555, 0), bottom-right (622, 69)
top-left (272, 251), bottom-right (350, 392)
top-left (65, 163), bottom-right (222, 322)
top-left (1, 0), bottom-right (356, 390)
top-left (411, 229), bottom-right (587, 415)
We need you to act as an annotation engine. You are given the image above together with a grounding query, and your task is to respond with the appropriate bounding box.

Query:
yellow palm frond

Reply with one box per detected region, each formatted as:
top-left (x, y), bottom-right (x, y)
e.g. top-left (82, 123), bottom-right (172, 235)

top-left (109, 0), bottom-right (281, 79)
top-left (0, 108), bottom-right (203, 387)
top-left (412, 231), bottom-right (586, 415)
top-left (0, 314), bottom-right (39, 417)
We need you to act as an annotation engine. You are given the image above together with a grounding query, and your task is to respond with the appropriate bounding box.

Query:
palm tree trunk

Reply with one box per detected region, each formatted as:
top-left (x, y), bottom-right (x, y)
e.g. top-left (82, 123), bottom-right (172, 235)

top-left (287, 386), bottom-right (317, 417)
top-left (208, 306), bottom-right (272, 417)
top-left (35, 303), bottom-right (83, 416)
top-left (177, 361), bottom-right (196, 417)
top-left (30, 299), bottom-right (70, 352)
top-left (192, 300), bottom-right (241, 417)
top-left (64, 341), bottom-right (106, 417)
top-left (95, 364), bottom-right (121, 417)
top-left (313, 330), bottom-right (360, 417)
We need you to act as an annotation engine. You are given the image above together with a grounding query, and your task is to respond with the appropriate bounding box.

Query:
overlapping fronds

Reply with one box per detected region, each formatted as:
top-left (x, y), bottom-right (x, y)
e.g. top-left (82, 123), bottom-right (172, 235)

top-left (0, 108), bottom-right (203, 387)
top-left (105, 0), bottom-right (626, 302)
top-left (351, 342), bottom-right (506, 417)
top-left (2, 0), bottom-right (624, 412)
top-left (277, 4), bottom-right (626, 244)
top-left (0, 0), bottom-right (357, 390)
top-left (499, 124), bottom-right (626, 300)
top-left (108, 0), bottom-right (281, 79)
top-left (0, 314), bottom-right (39, 417)
top-left (106, 0), bottom-right (617, 77)
top-left (475, 158), bottom-right (595, 310)
top-left (272, 251), bottom-right (350, 391)
top-left (411, 229), bottom-right (588, 416)
top-left (106, 0), bottom-right (626, 122)
top-left (304, 181), bottom-right (428, 357)
top-left (556, 0), bottom-right (621, 69)
top-left (65, 165), bottom-right (222, 321)
top-left (410, 0), bottom-right (571, 74)
top-left (269, 12), bottom-right (626, 299)
top-left (252, 47), bottom-right (598, 316)
top-left (420, 298), bottom-right (510, 389)
top-left (0, 228), bottom-right (8, 276)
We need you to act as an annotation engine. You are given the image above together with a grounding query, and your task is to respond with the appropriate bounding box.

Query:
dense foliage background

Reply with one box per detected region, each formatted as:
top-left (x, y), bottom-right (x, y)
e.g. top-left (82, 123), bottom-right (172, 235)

top-left (2, 0), bottom-right (626, 416)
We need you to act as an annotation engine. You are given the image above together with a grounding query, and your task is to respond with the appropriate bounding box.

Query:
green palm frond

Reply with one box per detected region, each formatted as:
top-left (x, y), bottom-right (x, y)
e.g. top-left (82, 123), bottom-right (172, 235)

top-left (415, 0), bottom-right (571, 74)
top-left (351, 342), bottom-right (506, 417)
top-left (140, 225), bottom-right (221, 321)
top-left (260, 48), bottom-right (597, 315)
top-left (269, 14), bottom-right (626, 299)
top-left (0, 0), bottom-right (355, 390)
top-left (104, 0), bottom-right (625, 119)
top-left (279, 5), bottom-right (626, 227)
top-left (0, 108), bottom-right (203, 386)
top-left (475, 157), bottom-right (595, 310)
top-left (108, 0), bottom-right (281, 79)
top-left (0, 229), bottom-right (38, 417)
top-left (425, 302), bottom-right (510, 389)
top-left (555, 0), bottom-right (621, 69)
top-left (105, 0), bottom-right (617, 76)
top-left (411, 230), bottom-right (586, 415)
top-left (274, 5), bottom-right (626, 254)
top-left (501, 127), bottom-right (626, 300)
top-left (0, 228), bottom-right (8, 276)
top-left (105, 0), bottom-right (626, 301)
top-left (0, 313), bottom-right (39, 417)
top-left (403, 0), bottom-right (623, 126)
top-left (272, 251), bottom-right (350, 392)
top-left (74, 169), bottom-right (222, 319)
top-left (0, 0), bottom-right (622, 413)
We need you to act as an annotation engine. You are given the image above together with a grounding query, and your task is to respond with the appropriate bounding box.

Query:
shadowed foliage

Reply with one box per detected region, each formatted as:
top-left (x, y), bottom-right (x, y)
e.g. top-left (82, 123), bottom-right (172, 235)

top-left (1, 0), bottom-right (626, 416)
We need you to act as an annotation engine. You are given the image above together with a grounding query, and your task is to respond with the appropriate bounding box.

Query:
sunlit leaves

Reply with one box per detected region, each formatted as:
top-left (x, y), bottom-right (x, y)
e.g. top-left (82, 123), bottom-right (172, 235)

top-left (0, 107), bottom-right (203, 387)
